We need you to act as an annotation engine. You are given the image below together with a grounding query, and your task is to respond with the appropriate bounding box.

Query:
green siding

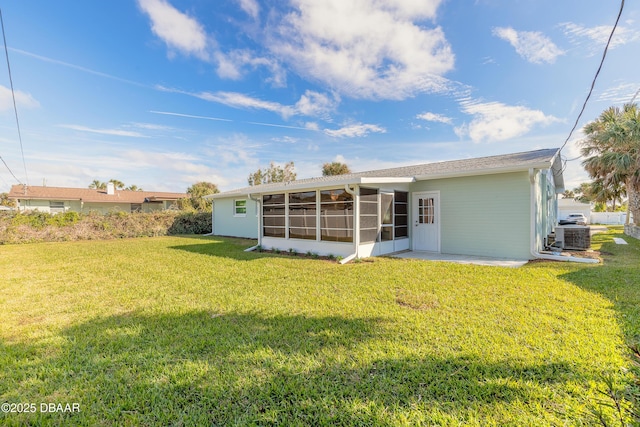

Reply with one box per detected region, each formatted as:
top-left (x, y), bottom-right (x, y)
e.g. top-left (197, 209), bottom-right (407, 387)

top-left (411, 172), bottom-right (531, 259)
top-left (213, 198), bottom-right (259, 238)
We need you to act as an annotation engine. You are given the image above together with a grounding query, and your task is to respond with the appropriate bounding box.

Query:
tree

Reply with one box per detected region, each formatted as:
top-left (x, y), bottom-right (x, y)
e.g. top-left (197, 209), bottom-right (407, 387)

top-left (248, 161), bottom-right (296, 186)
top-left (125, 185), bottom-right (143, 191)
top-left (322, 161), bottom-right (351, 176)
top-left (0, 192), bottom-right (16, 208)
top-left (88, 180), bottom-right (106, 190)
top-left (580, 103), bottom-right (640, 225)
top-left (179, 181), bottom-right (219, 211)
top-left (109, 179), bottom-right (126, 190)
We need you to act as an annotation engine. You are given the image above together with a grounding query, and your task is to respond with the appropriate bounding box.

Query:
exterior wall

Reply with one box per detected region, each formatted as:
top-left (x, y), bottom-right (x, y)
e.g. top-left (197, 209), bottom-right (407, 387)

top-left (532, 169), bottom-right (558, 253)
top-left (17, 200), bottom-right (169, 214)
top-left (263, 236), bottom-right (354, 257)
top-left (213, 198), bottom-right (259, 238)
top-left (410, 171), bottom-right (532, 260)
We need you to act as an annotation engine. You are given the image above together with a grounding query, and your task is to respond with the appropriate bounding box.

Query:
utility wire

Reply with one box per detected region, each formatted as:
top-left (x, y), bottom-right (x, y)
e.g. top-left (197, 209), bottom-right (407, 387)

top-left (0, 7), bottom-right (28, 186)
top-left (559, 0), bottom-right (625, 152)
top-left (631, 86), bottom-right (640, 105)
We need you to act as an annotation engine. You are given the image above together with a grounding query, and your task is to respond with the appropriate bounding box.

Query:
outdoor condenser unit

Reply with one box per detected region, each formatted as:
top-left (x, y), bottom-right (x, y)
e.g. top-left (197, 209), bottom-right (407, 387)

top-left (554, 226), bottom-right (591, 250)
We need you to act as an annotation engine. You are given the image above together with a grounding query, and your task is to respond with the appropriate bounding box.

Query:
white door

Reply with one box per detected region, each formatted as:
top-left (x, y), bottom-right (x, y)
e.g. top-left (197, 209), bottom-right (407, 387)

top-left (412, 192), bottom-right (440, 252)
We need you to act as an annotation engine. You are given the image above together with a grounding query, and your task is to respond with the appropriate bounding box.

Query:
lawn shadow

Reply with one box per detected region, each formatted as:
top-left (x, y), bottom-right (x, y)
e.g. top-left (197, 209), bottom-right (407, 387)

top-left (559, 228), bottom-right (640, 422)
top-left (168, 236), bottom-right (331, 263)
top-left (2, 310), bottom-right (583, 425)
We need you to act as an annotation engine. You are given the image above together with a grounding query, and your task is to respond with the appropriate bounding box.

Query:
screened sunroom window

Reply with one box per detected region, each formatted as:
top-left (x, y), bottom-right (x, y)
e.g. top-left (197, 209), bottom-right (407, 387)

top-left (320, 189), bottom-right (353, 242)
top-left (289, 191), bottom-right (317, 240)
top-left (394, 191), bottom-right (408, 238)
top-left (359, 188), bottom-right (378, 243)
top-left (263, 194), bottom-right (285, 238)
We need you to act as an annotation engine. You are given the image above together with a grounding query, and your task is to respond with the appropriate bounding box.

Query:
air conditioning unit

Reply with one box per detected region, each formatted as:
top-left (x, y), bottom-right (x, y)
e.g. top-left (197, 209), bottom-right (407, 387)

top-left (554, 226), bottom-right (591, 250)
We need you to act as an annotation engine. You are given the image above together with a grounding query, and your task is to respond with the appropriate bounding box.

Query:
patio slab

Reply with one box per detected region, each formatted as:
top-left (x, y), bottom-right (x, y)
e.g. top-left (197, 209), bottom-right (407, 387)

top-left (391, 251), bottom-right (528, 268)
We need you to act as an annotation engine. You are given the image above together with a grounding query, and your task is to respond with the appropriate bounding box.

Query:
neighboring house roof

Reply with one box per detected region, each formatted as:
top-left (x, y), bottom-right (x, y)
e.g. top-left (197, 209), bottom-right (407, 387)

top-left (8, 185), bottom-right (186, 203)
top-left (210, 148), bottom-right (563, 198)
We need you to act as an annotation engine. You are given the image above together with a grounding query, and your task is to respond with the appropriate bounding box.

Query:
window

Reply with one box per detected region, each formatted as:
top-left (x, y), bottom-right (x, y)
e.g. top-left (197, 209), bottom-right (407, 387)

top-left (289, 191), bottom-right (316, 240)
top-left (263, 194), bottom-right (285, 238)
top-left (130, 203), bottom-right (142, 213)
top-left (50, 201), bottom-right (65, 214)
top-left (418, 197), bottom-right (435, 224)
top-left (359, 188), bottom-right (378, 243)
top-left (320, 189), bottom-right (353, 242)
top-left (394, 191), bottom-right (408, 238)
top-left (234, 199), bottom-right (247, 216)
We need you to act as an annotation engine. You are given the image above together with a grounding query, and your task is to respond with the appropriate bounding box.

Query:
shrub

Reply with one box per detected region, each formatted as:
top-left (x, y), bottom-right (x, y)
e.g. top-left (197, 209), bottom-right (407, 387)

top-left (0, 210), bottom-right (212, 244)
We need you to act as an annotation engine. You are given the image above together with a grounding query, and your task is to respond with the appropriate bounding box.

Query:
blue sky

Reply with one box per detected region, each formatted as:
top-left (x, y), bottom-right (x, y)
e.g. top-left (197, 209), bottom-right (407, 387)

top-left (0, 0), bottom-right (638, 193)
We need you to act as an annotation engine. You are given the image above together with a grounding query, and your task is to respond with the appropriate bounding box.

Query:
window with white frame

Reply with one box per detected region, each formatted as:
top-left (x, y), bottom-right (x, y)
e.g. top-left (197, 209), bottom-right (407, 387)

top-left (49, 201), bottom-right (65, 214)
top-left (359, 187), bottom-right (378, 243)
top-left (320, 189), bottom-right (353, 242)
top-left (234, 199), bottom-right (247, 216)
top-left (289, 191), bottom-right (317, 240)
top-left (263, 194), bottom-right (285, 237)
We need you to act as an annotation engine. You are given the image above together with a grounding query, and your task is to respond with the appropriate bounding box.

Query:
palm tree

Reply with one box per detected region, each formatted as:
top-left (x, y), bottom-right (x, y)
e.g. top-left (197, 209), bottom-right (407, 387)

top-left (88, 180), bottom-right (106, 190)
top-left (581, 103), bottom-right (640, 225)
top-left (108, 179), bottom-right (126, 190)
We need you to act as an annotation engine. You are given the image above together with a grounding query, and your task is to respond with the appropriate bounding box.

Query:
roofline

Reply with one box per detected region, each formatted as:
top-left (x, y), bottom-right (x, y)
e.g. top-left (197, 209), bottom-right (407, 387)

top-left (209, 148), bottom-right (562, 199)
top-left (413, 162), bottom-right (555, 181)
top-left (208, 177), bottom-right (416, 199)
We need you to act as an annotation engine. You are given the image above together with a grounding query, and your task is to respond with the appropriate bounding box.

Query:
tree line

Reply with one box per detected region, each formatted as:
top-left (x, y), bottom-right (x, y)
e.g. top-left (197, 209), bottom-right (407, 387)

top-left (576, 103), bottom-right (639, 225)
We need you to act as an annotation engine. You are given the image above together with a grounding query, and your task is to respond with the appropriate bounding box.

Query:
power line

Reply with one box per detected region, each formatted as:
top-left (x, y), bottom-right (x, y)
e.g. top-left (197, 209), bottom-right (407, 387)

top-left (559, 0), bottom-right (625, 152)
top-left (0, 7), bottom-right (28, 186)
top-left (631, 86), bottom-right (640, 105)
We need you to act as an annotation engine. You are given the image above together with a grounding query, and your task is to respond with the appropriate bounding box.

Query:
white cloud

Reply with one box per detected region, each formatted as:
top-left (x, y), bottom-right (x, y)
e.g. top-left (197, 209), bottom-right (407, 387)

top-left (269, 0), bottom-right (454, 100)
top-left (237, 0), bottom-right (260, 19)
top-left (324, 123), bottom-right (386, 138)
top-left (214, 50), bottom-right (286, 87)
top-left (455, 98), bottom-right (560, 143)
top-left (294, 91), bottom-right (339, 119)
top-left (0, 85), bottom-right (40, 111)
top-left (59, 124), bottom-right (148, 138)
top-left (597, 82), bottom-right (640, 104)
top-left (161, 86), bottom-right (337, 120)
top-left (560, 22), bottom-right (640, 54)
top-left (492, 27), bottom-right (564, 64)
top-left (416, 112), bottom-right (453, 124)
top-left (137, 0), bottom-right (209, 60)
top-left (197, 91), bottom-right (295, 118)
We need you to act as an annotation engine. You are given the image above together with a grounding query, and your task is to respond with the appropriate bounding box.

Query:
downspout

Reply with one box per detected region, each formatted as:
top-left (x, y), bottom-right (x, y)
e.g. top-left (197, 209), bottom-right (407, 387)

top-left (202, 200), bottom-right (216, 236)
top-left (340, 184), bottom-right (358, 264)
top-left (244, 193), bottom-right (262, 252)
top-left (529, 168), bottom-right (598, 264)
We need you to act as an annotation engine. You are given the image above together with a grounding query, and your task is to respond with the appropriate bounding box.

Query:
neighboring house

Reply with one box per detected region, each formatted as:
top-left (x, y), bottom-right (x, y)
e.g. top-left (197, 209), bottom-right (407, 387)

top-left (208, 148), bottom-right (564, 261)
top-left (8, 183), bottom-right (186, 214)
top-left (558, 198), bottom-right (591, 223)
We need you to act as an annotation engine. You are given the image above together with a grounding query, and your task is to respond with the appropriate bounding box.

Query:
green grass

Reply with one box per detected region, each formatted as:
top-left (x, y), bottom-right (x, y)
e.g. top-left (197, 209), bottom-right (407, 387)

top-left (0, 229), bottom-right (638, 426)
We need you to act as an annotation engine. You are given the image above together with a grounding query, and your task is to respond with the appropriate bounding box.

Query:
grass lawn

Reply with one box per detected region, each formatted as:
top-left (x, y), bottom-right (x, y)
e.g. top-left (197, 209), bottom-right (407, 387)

top-left (0, 227), bottom-right (639, 426)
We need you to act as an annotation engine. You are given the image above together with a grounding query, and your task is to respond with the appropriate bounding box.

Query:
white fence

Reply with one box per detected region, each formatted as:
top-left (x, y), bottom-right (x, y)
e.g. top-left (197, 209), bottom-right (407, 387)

top-left (590, 212), bottom-right (629, 225)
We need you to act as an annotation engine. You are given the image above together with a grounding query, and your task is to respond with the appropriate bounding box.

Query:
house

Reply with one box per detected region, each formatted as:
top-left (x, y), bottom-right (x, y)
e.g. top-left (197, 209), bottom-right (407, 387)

top-left (8, 183), bottom-right (186, 214)
top-left (208, 149), bottom-right (566, 262)
top-left (558, 198), bottom-right (591, 223)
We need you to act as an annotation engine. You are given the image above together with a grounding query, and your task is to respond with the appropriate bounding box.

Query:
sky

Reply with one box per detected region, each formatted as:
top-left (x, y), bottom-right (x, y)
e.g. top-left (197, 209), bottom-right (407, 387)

top-left (0, 0), bottom-right (639, 193)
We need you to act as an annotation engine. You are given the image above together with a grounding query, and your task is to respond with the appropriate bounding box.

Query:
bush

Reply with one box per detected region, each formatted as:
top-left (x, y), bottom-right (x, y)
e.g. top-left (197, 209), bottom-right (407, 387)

top-left (0, 210), bottom-right (212, 244)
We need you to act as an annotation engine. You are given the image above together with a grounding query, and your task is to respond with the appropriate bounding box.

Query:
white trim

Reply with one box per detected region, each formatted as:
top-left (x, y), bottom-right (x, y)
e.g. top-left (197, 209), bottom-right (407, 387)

top-left (411, 191), bottom-right (441, 252)
top-left (233, 199), bottom-right (248, 217)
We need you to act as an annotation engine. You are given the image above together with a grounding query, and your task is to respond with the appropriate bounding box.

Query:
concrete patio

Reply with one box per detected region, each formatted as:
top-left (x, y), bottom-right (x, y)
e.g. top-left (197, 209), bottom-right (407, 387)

top-left (391, 251), bottom-right (528, 267)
